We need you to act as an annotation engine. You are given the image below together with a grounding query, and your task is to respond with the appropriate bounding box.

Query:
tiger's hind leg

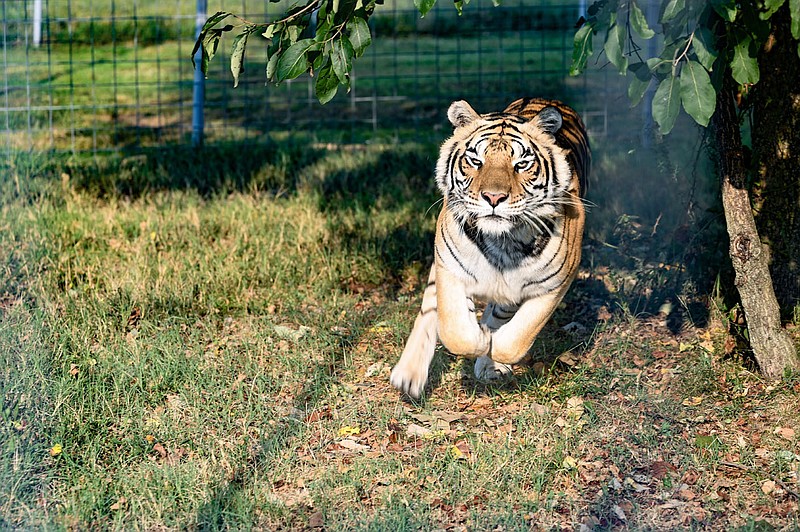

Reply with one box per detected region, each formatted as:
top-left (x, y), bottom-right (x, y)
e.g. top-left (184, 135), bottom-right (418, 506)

top-left (390, 268), bottom-right (438, 399)
top-left (474, 303), bottom-right (518, 381)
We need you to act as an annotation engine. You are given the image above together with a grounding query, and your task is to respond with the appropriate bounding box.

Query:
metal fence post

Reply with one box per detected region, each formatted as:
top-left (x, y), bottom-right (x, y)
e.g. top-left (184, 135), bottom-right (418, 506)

top-left (33, 0), bottom-right (42, 47)
top-left (192, 0), bottom-right (207, 147)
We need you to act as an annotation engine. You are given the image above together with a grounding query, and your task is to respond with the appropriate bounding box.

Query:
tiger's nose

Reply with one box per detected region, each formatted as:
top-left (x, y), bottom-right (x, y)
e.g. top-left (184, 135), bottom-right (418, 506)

top-left (481, 191), bottom-right (509, 207)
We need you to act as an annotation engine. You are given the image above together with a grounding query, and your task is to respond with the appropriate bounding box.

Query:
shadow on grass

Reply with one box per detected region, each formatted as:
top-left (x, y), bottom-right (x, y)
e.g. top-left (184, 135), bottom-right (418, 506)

top-left (194, 322), bottom-right (357, 529)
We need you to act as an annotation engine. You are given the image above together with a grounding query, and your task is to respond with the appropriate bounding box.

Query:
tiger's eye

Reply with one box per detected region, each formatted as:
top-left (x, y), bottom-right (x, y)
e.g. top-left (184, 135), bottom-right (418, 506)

top-left (464, 155), bottom-right (482, 168)
top-left (514, 160), bottom-right (534, 172)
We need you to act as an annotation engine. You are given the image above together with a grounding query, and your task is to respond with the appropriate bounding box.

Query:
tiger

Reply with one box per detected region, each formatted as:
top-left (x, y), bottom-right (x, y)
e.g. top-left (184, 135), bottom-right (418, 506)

top-left (390, 97), bottom-right (590, 399)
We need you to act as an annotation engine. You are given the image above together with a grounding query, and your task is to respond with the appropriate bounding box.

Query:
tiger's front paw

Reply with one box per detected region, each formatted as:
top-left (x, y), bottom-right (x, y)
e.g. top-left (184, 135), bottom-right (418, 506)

top-left (474, 355), bottom-right (513, 381)
top-left (438, 323), bottom-right (492, 359)
top-left (390, 363), bottom-right (428, 400)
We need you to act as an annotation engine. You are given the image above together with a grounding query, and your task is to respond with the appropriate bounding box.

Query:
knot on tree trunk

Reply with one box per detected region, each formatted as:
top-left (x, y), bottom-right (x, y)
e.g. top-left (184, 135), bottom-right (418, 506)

top-left (731, 233), bottom-right (757, 263)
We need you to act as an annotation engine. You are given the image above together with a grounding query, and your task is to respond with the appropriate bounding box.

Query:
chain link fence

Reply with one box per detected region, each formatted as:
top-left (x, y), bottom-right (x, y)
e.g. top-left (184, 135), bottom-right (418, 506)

top-left (2, 0), bottom-right (643, 154)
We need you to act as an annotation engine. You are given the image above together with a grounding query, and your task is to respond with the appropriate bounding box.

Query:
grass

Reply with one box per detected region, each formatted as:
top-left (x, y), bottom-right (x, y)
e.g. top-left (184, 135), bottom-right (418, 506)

top-left (2, 136), bottom-right (800, 529)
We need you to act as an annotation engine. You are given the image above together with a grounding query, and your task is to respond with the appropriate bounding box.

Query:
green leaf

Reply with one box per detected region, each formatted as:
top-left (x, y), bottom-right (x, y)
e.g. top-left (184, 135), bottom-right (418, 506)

top-left (262, 24), bottom-right (279, 40)
top-left (661, 0), bottom-right (685, 22)
top-left (315, 63), bottom-right (340, 104)
top-left (627, 62), bottom-right (651, 107)
top-left (191, 36), bottom-right (202, 69)
top-left (275, 38), bottom-right (314, 82)
top-left (679, 60), bottom-right (716, 127)
top-left (647, 56), bottom-right (671, 75)
top-left (201, 30), bottom-right (223, 74)
top-left (695, 435), bottom-right (718, 448)
top-left (652, 74), bottom-right (681, 134)
top-left (569, 23), bottom-right (594, 76)
top-left (333, 0), bottom-right (358, 24)
top-left (604, 23), bottom-right (628, 74)
top-left (314, 15), bottom-right (334, 43)
top-left (630, 1), bottom-right (655, 39)
top-left (331, 36), bottom-right (355, 83)
top-left (711, 0), bottom-right (737, 22)
top-left (201, 11), bottom-right (232, 33)
top-left (692, 27), bottom-right (718, 71)
top-left (230, 32), bottom-right (248, 88)
top-left (762, 0), bottom-right (785, 19)
top-left (454, 0), bottom-right (463, 14)
top-left (192, 25), bottom-right (232, 72)
top-left (731, 35), bottom-right (760, 85)
top-left (348, 16), bottom-right (372, 57)
top-left (286, 24), bottom-right (302, 43)
top-left (266, 52), bottom-right (280, 82)
top-left (791, 0), bottom-right (800, 39)
top-left (414, 0), bottom-right (436, 17)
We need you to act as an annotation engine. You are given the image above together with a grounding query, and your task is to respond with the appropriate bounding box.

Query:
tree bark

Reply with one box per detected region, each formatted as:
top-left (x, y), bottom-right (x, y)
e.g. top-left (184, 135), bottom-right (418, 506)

top-left (713, 74), bottom-right (799, 378)
top-left (751, 6), bottom-right (800, 318)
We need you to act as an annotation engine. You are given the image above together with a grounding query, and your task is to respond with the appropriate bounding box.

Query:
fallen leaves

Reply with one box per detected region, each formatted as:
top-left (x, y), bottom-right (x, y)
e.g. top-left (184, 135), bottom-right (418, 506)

top-left (651, 460), bottom-right (676, 480)
top-left (448, 440), bottom-right (471, 461)
top-left (109, 497), bottom-right (127, 511)
top-left (774, 427), bottom-right (795, 440)
top-left (337, 439), bottom-right (370, 452)
top-left (682, 396), bottom-right (703, 407)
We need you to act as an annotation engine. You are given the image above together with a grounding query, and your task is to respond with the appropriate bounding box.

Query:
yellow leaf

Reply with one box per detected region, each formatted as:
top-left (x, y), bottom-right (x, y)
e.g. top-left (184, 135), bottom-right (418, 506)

top-left (682, 396), bottom-right (703, 406)
top-left (50, 444), bottom-right (63, 456)
top-left (145, 434), bottom-right (156, 443)
top-left (562, 456), bottom-right (578, 469)
top-left (678, 342), bottom-right (693, 352)
top-left (449, 445), bottom-right (466, 460)
top-left (367, 323), bottom-right (392, 334)
top-left (337, 425), bottom-right (360, 437)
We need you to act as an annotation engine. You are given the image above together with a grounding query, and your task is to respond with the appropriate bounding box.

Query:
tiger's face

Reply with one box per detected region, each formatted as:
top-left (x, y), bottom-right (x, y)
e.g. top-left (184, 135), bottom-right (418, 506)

top-left (437, 101), bottom-right (573, 237)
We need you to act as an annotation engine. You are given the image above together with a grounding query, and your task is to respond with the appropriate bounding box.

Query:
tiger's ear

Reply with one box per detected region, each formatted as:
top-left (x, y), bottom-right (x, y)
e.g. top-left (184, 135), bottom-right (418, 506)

top-left (535, 107), bottom-right (563, 135)
top-left (448, 100), bottom-right (480, 128)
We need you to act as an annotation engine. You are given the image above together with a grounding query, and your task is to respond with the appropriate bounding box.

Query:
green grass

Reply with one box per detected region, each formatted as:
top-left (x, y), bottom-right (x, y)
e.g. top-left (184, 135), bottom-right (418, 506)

top-left (3, 139), bottom-right (800, 529)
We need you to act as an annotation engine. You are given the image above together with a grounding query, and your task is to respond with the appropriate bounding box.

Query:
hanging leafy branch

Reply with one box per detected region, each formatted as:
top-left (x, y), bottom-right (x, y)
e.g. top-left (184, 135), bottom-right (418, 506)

top-left (191, 0), bottom-right (378, 104)
top-left (191, 0), bottom-right (495, 103)
top-left (570, 0), bottom-right (800, 134)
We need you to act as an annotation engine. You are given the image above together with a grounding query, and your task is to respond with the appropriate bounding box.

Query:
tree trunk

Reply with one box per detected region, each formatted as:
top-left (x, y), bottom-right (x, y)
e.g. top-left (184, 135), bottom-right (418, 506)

top-left (751, 6), bottom-right (800, 318)
top-left (713, 74), bottom-right (799, 378)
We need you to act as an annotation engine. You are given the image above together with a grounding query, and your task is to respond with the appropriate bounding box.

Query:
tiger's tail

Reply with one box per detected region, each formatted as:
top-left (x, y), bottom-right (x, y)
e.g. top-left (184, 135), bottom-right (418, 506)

top-left (389, 267), bottom-right (438, 399)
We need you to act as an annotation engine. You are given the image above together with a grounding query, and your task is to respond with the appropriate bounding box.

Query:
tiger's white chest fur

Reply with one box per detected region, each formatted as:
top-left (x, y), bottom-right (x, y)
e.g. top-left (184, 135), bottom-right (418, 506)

top-left (435, 207), bottom-right (569, 306)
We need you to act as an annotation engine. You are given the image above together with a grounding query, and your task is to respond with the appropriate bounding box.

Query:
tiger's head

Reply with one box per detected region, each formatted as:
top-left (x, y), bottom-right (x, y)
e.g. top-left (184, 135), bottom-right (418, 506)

top-left (436, 100), bottom-right (573, 237)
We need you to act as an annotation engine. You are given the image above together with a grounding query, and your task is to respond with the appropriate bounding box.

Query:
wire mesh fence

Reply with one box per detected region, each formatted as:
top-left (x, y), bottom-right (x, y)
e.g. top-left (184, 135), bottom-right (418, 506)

top-left (2, 0), bottom-right (639, 154)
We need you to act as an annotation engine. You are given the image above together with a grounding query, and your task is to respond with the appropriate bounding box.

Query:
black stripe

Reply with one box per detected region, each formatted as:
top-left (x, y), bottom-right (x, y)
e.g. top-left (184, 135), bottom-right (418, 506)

top-left (492, 306), bottom-right (516, 320)
top-left (446, 148), bottom-right (460, 193)
top-left (521, 239), bottom-right (569, 290)
top-left (439, 223), bottom-right (478, 282)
